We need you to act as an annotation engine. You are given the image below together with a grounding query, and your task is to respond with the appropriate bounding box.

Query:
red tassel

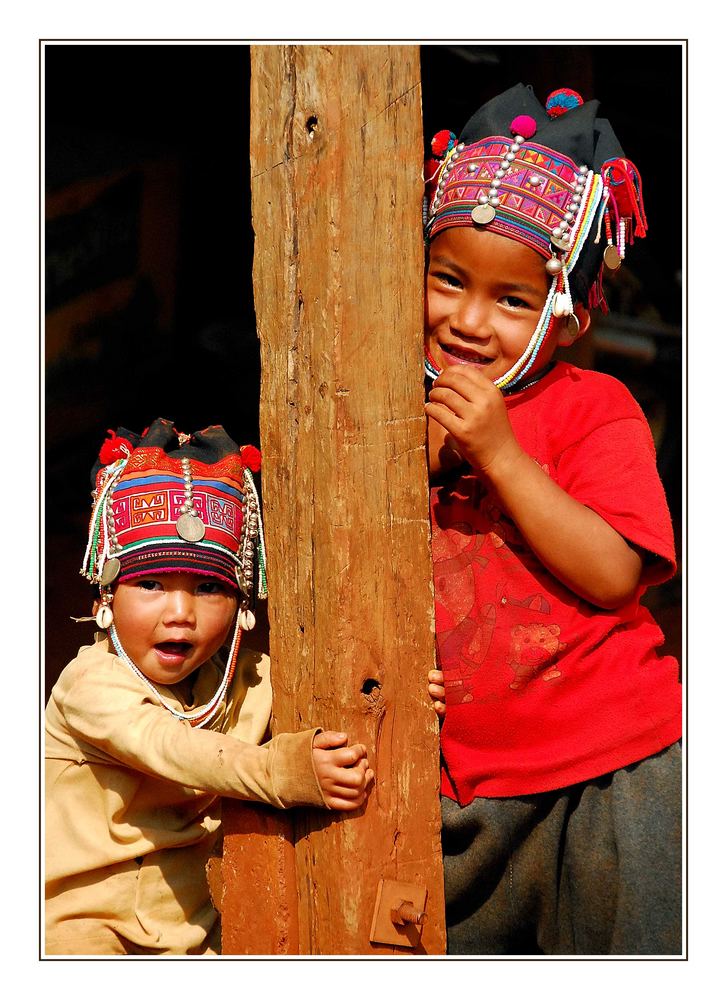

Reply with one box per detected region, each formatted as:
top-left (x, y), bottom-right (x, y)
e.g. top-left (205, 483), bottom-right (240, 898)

top-left (99, 429), bottom-right (133, 465)
top-left (588, 267), bottom-right (609, 315)
top-left (602, 158), bottom-right (647, 240)
top-left (424, 157), bottom-right (443, 204)
top-left (240, 445), bottom-right (262, 473)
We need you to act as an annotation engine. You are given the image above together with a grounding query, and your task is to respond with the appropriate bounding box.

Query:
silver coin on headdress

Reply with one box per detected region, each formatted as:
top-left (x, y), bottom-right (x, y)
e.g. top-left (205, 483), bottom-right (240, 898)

top-left (176, 512), bottom-right (206, 542)
top-left (100, 557), bottom-right (121, 586)
top-left (471, 204), bottom-right (496, 225)
top-left (603, 245), bottom-right (621, 271)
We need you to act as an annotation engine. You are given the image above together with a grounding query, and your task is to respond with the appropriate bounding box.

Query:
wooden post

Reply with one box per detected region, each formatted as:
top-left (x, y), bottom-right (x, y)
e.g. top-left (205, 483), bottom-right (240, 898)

top-left (221, 44), bottom-right (445, 956)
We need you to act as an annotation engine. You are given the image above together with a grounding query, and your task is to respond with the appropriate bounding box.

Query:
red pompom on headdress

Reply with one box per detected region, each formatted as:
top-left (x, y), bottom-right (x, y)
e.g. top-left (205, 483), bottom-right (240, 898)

top-left (431, 129), bottom-right (457, 159)
top-left (98, 429), bottom-right (134, 466)
top-left (240, 444), bottom-right (262, 474)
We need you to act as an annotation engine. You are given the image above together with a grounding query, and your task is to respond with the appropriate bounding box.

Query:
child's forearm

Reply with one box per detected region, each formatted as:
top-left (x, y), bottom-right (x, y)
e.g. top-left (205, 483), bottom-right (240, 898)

top-left (483, 442), bottom-right (643, 609)
top-left (426, 368), bottom-right (643, 608)
top-left (57, 659), bottom-right (327, 807)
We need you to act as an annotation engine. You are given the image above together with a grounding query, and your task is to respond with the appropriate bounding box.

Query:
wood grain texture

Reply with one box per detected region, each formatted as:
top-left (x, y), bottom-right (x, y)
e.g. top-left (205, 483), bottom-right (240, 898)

top-left (246, 44), bottom-right (444, 955)
top-left (218, 802), bottom-right (298, 955)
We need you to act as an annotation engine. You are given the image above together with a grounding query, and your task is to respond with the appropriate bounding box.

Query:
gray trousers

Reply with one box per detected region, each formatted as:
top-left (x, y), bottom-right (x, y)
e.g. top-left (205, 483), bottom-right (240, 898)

top-left (442, 742), bottom-right (682, 956)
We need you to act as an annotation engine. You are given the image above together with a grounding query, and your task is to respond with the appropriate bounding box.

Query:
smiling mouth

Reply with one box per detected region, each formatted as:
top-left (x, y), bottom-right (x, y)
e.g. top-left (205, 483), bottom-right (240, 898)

top-left (441, 344), bottom-right (495, 365)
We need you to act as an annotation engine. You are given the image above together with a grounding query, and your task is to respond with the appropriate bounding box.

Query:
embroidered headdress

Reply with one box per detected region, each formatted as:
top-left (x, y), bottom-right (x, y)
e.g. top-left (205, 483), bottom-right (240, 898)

top-left (79, 418), bottom-right (267, 727)
top-left (424, 83), bottom-right (647, 392)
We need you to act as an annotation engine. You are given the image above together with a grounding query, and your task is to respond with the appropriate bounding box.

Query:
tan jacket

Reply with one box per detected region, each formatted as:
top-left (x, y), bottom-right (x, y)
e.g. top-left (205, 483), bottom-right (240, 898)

top-left (45, 637), bottom-right (324, 955)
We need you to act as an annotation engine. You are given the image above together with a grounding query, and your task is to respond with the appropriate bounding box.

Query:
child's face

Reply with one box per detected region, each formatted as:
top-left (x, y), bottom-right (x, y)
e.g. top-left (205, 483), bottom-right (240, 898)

top-left (425, 227), bottom-right (561, 383)
top-left (111, 572), bottom-right (238, 687)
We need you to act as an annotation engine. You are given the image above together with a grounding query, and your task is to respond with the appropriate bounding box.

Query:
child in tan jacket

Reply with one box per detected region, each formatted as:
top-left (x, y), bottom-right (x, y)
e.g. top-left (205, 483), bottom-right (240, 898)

top-left (45, 418), bottom-right (373, 955)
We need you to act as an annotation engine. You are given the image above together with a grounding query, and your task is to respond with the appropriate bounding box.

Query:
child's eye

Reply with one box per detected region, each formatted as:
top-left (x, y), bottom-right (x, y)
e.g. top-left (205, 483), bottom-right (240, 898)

top-left (501, 295), bottom-right (530, 310)
top-left (137, 579), bottom-right (163, 591)
top-left (197, 580), bottom-right (225, 595)
top-left (431, 271), bottom-right (462, 289)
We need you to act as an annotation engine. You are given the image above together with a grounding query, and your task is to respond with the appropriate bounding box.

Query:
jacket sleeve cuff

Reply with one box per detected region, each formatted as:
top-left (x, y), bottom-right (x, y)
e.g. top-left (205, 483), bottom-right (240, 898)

top-left (267, 727), bottom-right (328, 809)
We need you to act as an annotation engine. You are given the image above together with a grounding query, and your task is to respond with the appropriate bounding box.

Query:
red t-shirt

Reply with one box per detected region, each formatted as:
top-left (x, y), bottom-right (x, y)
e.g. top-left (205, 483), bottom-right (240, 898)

top-left (430, 362), bottom-right (682, 803)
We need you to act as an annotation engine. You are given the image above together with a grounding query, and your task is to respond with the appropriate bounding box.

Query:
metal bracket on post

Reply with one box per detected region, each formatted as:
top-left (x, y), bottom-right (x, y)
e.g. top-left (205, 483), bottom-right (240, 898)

top-left (369, 879), bottom-right (428, 948)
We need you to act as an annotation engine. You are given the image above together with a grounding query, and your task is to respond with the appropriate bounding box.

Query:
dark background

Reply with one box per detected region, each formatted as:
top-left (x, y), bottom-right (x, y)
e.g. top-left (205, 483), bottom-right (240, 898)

top-left (44, 43), bottom-right (683, 690)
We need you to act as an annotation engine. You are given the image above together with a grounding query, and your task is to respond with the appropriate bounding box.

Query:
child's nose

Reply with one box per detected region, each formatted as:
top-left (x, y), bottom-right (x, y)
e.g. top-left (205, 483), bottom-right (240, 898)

top-left (451, 297), bottom-right (492, 340)
top-left (163, 590), bottom-right (196, 625)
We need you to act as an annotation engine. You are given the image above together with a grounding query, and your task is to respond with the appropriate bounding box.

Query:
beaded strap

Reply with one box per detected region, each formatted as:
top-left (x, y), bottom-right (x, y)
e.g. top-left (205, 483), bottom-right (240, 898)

top-left (81, 458), bottom-right (128, 582)
top-left (108, 613), bottom-right (244, 728)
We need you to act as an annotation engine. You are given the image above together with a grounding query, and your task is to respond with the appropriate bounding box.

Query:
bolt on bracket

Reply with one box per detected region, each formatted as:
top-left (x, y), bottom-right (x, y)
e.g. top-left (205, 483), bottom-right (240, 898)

top-left (369, 878), bottom-right (428, 948)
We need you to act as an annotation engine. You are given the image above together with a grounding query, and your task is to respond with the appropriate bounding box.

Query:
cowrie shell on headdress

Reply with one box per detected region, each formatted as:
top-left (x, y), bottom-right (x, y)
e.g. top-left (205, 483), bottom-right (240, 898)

top-left (239, 609), bottom-right (256, 631)
top-left (96, 605), bottom-right (114, 630)
top-left (552, 293), bottom-right (572, 318)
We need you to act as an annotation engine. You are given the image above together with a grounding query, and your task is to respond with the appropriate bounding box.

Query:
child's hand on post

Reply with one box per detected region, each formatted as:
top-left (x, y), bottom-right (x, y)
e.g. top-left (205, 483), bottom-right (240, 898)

top-left (425, 366), bottom-right (524, 481)
top-left (312, 731), bottom-right (374, 811)
top-left (428, 669), bottom-right (446, 719)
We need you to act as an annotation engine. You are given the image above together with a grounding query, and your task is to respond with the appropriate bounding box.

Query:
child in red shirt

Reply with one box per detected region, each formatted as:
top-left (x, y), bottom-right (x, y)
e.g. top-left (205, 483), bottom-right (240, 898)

top-left (423, 84), bottom-right (681, 954)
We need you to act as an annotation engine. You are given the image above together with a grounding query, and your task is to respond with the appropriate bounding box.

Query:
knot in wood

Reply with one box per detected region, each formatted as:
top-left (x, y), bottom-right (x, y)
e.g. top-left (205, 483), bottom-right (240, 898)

top-left (361, 678), bottom-right (381, 701)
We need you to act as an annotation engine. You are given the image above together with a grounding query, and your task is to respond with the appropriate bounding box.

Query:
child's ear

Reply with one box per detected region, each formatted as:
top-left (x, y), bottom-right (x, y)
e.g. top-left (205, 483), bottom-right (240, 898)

top-left (556, 303), bottom-right (592, 347)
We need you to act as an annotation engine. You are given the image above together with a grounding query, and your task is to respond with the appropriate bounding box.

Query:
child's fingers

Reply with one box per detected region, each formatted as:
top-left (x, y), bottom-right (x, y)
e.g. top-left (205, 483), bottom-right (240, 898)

top-left (326, 779), bottom-right (367, 800)
top-left (324, 767), bottom-right (375, 811)
top-left (312, 730), bottom-right (348, 751)
top-left (427, 671), bottom-right (446, 718)
top-left (326, 794), bottom-right (367, 811)
top-left (346, 742), bottom-right (367, 762)
top-left (435, 364), bottom-right (495, 399)
top-left (424, 401), bottom-right (462, 434)
top-left (326, 759), bottom-right (370, 792)
top-left (323, 743), bottom-right (367, 767)
top-left (428, 669), bottom-right (446, 704)
top-left (427, 385), bottom-right (472, 419)
top-left (323, 759), bottom-right (373, 798)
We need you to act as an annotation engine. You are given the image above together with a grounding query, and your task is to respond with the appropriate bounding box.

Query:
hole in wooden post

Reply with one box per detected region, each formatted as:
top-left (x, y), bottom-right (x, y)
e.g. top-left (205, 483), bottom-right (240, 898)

top-left (361, 678), bottom-right (381, 698)
top-left (306, 115), bottom-right (318, 138)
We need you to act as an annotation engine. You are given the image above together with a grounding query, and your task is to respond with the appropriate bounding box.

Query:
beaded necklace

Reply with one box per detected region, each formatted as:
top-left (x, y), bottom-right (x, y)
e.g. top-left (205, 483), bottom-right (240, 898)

top-left (107, 609), bottom-right (244, 728)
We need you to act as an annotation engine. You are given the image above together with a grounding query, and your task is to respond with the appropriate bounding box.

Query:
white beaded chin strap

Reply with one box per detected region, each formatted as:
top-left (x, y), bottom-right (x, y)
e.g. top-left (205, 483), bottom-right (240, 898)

top-left (108, 608), bottom-right (245, 728)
